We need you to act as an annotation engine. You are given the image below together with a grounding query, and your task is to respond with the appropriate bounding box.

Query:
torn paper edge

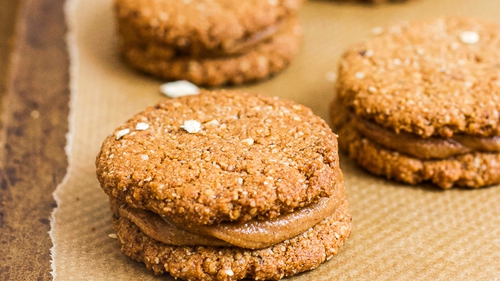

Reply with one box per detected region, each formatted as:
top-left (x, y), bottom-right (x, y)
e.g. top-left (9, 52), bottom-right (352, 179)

top-left (49, 0), bottom-right (78, 279)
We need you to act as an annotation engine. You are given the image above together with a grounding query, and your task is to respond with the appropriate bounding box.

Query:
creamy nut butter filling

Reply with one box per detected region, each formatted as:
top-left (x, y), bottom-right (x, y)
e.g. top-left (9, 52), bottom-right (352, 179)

top-left (119, 192), bottom-right (340, 250)
top-left (121, 17), bottom-right (295, 58)
top-left (353, 117), bottom-right (500, 159)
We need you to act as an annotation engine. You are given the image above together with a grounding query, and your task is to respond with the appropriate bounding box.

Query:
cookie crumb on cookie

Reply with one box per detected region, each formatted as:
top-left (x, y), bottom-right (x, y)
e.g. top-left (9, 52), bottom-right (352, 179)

top-left (180, 120), bottom-right (202, 133)
top-left (135, 122), bottom-right (149, 131)
top-left (459, 31), bottom-right (480, 44)
top-left (115, 128), bottom-right (130, 140)
top-left (241, 138), bottom-right (255, 145)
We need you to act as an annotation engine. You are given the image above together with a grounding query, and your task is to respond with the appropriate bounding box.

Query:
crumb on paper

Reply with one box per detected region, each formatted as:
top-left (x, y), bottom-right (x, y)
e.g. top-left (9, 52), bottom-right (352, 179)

top-left (115, 128), bottom-right (130, 140)
top-left (459, 31), bottom-right (479, 45)
top-left (181, 120), bottom-right (202, 133)
top-left (160, 80), bottom-right (200, 98)
top-left (108, 233), bottom-right (118, 239)
top-left (136, 122), bottom-right (149, 131)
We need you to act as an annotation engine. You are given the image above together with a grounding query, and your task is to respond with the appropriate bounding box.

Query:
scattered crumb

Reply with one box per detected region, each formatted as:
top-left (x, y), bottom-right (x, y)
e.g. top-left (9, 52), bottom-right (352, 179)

top-left (204, 119), bottom-right (220, 126)
top-left (241, 138), bottom-right (254, 145)
top-left (181, 120), bottom-right (202, 133)
top-left (459, 31), bottom-right (479, 45)
top-left (115, 128), bottom-right (130, 140)
top-left (109, 233), bottom-right (118, 239)
top-left (160, 80), bottom-right (200, 98)
top-left (136, 122), bottom-right (149, 131)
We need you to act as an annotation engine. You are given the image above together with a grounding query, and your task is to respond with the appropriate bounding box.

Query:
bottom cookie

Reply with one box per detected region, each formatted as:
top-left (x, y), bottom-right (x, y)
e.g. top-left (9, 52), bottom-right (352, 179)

top-left (119, 19), bottom-right (301, 87)
top-left (110, 194), bottom-right (351, 281)
top-left (338, 124), bottom-right (500, 188)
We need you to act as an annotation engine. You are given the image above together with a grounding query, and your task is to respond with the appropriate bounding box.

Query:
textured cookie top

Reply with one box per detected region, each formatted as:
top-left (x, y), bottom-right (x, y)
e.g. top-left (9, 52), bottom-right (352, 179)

top-left (96, 90), bottom-right (341, 225)
top-left (114, 0), bottom-right (303, 53)
top-left (336, 17), bottom-right (500, 138)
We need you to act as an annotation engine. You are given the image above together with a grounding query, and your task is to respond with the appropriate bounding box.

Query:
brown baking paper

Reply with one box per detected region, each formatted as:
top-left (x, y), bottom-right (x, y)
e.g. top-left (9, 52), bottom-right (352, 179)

top-left (51, 0), bottom-right (500, 280)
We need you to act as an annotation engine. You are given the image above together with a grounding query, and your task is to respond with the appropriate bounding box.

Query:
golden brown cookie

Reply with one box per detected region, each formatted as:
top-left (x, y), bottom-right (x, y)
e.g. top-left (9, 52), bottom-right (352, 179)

top-left (330, 17), bottom-right (500, 188)
top-left (114, 0), bottom-right (303, 86)
top-left (97, 90), bottom-right (351, 280)
top-left (120, 18), bottom-right (301, 86)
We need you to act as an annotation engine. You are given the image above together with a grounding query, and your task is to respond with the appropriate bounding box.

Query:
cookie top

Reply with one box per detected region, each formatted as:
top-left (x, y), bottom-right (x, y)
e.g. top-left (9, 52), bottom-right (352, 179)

top-left (114, 0), bottom-right (303, 54)
top-left (96, 90), bottom-right (341, 226)
top-left (336, 17), bottom-right (500, 138)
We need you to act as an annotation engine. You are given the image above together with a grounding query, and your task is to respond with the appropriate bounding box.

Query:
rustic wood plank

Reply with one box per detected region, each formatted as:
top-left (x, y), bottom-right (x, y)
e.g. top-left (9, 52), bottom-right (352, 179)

top-left (0, 0), bottom-right (70, 279)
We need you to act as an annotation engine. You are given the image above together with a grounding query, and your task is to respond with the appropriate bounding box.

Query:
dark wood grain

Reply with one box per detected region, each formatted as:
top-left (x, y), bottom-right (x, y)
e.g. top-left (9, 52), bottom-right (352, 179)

top-left (0, 0), bottom-right (70, 280)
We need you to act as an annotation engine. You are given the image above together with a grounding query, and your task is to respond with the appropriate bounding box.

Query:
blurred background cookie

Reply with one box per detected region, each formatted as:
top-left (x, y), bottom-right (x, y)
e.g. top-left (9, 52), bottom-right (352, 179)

top-left (96, 90), bottom-right (351, 280)
top-left (330, 17), bottom-right (500, 188)
top-left (114, 0), bottom-right (304, 86)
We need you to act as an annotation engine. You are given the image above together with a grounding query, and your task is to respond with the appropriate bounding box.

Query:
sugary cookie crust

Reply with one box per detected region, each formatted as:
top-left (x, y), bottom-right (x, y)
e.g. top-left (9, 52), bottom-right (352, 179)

top-left (336, 17), bottom-right (500, 138)
top-left (119, 18), bottom-right (301, 86)
top-left (114, 0), bottom-right (303, 53)
top-left (110, 190), bottom-right (352, 281)
top-left (96, 91), bottom-right (341, 225)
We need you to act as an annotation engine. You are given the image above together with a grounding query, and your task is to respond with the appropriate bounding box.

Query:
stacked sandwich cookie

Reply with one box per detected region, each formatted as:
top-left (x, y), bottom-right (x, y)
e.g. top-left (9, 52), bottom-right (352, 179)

top-left (114, 0), bottom-right (303, 86)
top-left (331, 17), bottom-right (500, 189)
top-left (96, 90), bottom-right (351, 280)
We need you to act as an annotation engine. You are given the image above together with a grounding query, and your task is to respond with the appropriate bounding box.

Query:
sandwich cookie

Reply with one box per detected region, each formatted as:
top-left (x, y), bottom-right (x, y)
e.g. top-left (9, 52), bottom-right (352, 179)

top-left (114, 0), bottom-right (303, 86)
top-left (96, 90), bottom-right (351, 280)
top-left (331, 17), bottom-right (500, 189)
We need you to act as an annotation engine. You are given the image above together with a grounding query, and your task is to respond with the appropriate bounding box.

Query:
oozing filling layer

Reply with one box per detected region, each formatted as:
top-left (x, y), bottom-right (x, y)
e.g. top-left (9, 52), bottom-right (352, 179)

top-left (118, 191), bottom-right (340, 250)
top-left (352, 117), bottom-right (500, 159)
top-left (120, 17), bottom-right (295, 58)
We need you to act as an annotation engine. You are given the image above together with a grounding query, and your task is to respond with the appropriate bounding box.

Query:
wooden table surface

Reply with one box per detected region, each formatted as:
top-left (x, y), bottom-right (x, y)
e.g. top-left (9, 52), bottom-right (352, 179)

top-left (0, 0), bottom-right (69, 279)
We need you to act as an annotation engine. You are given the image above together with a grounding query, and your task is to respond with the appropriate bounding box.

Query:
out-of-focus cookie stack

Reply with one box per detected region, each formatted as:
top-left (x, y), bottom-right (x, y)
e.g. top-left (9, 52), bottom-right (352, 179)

top-left (330, 17), bottom-right (500, 188)
top-left (114, 0), bottom-right (304, 86)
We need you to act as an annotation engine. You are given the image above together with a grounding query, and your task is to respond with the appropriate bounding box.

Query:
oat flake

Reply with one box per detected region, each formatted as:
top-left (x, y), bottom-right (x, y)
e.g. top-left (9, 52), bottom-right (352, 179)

top-left (459, 31), bottom-right (480, 45)
top-left (160, 80), bottom-right (200, 98)
top-left (181, 120), bottom-right (202, 133)
top-left (115, 128), bottom-right (130, 140)
top-left (136, 122), bottom-right (149, 131)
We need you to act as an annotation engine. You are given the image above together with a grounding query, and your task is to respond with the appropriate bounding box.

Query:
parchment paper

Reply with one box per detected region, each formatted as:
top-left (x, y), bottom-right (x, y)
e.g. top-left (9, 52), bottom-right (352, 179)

top-left (51, 0), bottom-right (500, 280)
